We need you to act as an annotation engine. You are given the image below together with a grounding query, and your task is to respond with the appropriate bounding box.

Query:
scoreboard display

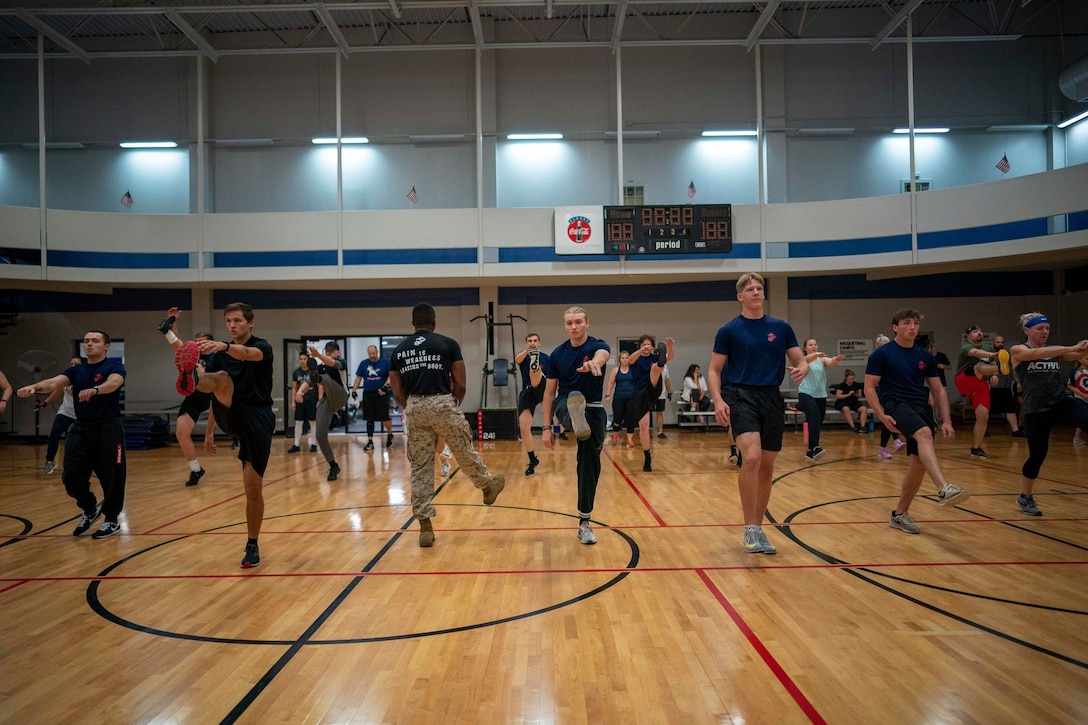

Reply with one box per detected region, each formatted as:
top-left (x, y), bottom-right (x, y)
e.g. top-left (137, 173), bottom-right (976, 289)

top-left (604, 204), bottom-right (732, 255)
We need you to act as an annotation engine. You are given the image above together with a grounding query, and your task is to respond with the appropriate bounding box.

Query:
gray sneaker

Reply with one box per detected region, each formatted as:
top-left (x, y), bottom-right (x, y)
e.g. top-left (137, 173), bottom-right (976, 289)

top-left (1017, 494), bottom-right (1042, 516)
top-left (566, 392), bottom-right (591, 441)
top-left (756, 530), bottom-right (777, 555)
top-left (889, 511), bottom-right (920, 534)
top-left (482, 474), bottom-right (505, 505)
top-left (43, 460), bottom-right (57, 475)
top-left (937, 484), bottom-right (970, 507)
top-left (743, 528), bottom-right (762, 554)
top-left (578, 520), bottom-right (597, 545)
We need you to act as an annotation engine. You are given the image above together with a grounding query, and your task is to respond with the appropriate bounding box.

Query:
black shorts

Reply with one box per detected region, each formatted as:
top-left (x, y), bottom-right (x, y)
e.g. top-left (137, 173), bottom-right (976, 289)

top-left (362, 390), bottom-right (391, 421)
top-left (635, 379), bottom-right (664, 419)
top-left (833, 398), bottom-right (865, 412)
top-left (882, 397), bottom-right (935, 450)
top-left (294, 395), bottom-right (317, 421)
top-left (725, 386), bottom-right (785, 452)
top-left (651, 397), bottom-right (667, 412)
top-left (210, 399), bottom-right (275, 477)
top-left (178, 390), bottom-right (212, 421)
top-left (989, 388), bottom-right (1017, 415)
top-left (517, 381), bottom-right (546, 414)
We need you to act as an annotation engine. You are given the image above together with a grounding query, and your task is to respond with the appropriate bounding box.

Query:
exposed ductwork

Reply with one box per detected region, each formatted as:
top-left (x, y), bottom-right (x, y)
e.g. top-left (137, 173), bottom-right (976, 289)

top-left (1059, 54), bottom-right (1088, 102)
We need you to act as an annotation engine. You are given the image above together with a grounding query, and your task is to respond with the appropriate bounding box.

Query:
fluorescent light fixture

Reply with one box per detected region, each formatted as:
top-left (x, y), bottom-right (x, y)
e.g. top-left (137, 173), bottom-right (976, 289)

top-left (702, 130), bottom-right (758, 137)
top-left (22, 142), bottom-right (84, 149)
top-left (215, 138), bottom-right (274, 146)
top-left (119, 141), bottom-right (179, 148)
top-left (797, 127), bottom-right (855, 136)
top-left (605, 130), bottom-right (661, 138)
top-left (408, 134), bottom-right (466, 143)
top-left (311, 137), bottom-right (370, 144)
top-left (892, 127), bottom-right (949, 134)
top-left (986, 124), bottom-right (1049, 132)
top-left (1057, 109), bottom-right (1088, 129)
top-left (507, 133), bottom-right (564, 140)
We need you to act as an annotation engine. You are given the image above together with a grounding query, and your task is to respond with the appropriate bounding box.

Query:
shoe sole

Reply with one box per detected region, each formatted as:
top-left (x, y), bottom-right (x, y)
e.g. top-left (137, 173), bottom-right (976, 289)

top-left (240, 560), bottom-right (261, 568)
top-left (997, 349), bottom-right (1011, 376)
top-left (889, 521), bottom-right (920, 534)
top-left (970, 451), bottom-right (989, 459)
top-left (938, 490), bottom-right (971, 507)
top-left (483, 474), bottom-right (505, 505)
top-left (566, 392), bottom-right (591, 441)
top-left (91, 525), bottom-right (120, 539)
top-left (174, 342), bottom-right (200, 396)
top-left (812, 449), bottom-right (827, 460)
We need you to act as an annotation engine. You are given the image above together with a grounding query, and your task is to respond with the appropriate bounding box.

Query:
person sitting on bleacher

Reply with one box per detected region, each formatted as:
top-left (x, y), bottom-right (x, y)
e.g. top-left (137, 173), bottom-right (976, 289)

top-left (682, 364), bottom-right (712, 412)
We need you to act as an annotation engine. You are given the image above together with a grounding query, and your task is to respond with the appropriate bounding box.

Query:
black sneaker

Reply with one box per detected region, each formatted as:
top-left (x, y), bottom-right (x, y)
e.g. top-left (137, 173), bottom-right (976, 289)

top-left (240, 542), bottom-right (260, 568)
top-left (364, 440), bottom-right (375, 451)
top-left (525, 456), bottom-right (538, 476)
top-left (186, 468), bottom-right (205, 486)
top-left (970, 447), bottom-right (989, 459)
top-left (327, 461), bottom-right (340, 481)
top-left (157, 314), bottom-right (176, 334)
top-left (386, 433), bottom-right (394, 448)
top-left (1012, 428), bottom-right (1027, 438)
top-left (310, 444), bottom-right (317, 453)
top-left (528, 346), bottom-right (541, 372)
top-left (91, 521), bottom-right (121, 539)
top-left (558, 431), bottom-right (569, 441)
top-left (288, 445), bottom-right (301, 453)
top-left (643, 457), bottom-right (652, 472)
top-left (655, 341), bottom-right (668, 367)
top-left (73, 503), bottom-right (103, 536)
top-left (657, 431), bottom-right (667, 440)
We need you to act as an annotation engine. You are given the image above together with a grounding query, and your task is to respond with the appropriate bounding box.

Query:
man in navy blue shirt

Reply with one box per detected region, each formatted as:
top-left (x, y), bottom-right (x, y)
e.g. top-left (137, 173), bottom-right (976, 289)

top-left (18, 330), bottom-right (127, 539)
top-left (351, 345), bottom-right (394, 450)
top-left (541, 306), bottom-right (611, 545)
top-left (865, 308), bottom-right (969, 535)
top-left (708, 273), bottom-right (807, 556)
top-left (514, 331), bottom-right (550, 476)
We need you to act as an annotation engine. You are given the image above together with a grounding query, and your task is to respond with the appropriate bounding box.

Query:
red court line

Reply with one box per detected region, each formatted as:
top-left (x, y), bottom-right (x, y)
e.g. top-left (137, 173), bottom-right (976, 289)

top-left (142, 464), bottom-right (323, 534)
top-left (697, 568), bottom-right (827, 725)
top-left (4, 559), bottom-right (1085, 586)
top-left (604, 449), bottom-right (668, 527)
top-left (0, 579), bottom-right (30, 594)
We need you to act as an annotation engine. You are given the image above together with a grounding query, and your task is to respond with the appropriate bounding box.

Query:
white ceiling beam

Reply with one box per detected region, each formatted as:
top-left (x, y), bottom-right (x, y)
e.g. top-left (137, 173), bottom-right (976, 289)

top-left (871, 0), bottom-right (925, 49)
top-left (16, 9), bottom-right (91, 64)
top-left (468, 0), bottom-right (486, 49)
top-left (610, 0), bottom-right (629, 54)
top-left (388, 0), bottom-right (402, 20)
top-left (315, 3), bottom-right (351, 58)
top-left (743, 0), bottom-right (781, 52)
top-left (165, 10), bottom-right (219, 62)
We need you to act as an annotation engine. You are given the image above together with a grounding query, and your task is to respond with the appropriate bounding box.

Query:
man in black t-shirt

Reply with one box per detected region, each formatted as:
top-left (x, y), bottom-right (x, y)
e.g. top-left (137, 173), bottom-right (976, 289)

top-left (175, 302), bottom-right (274, 569)
top-left (294, 342), bottom-right (349, 482)
top-left (388, 303), bottom-right (505, 548)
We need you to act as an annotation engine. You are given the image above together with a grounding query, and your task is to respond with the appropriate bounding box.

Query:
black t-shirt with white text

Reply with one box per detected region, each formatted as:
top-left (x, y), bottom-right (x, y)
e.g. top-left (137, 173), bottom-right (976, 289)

top-left (391, 329), bottom-right (462, 396)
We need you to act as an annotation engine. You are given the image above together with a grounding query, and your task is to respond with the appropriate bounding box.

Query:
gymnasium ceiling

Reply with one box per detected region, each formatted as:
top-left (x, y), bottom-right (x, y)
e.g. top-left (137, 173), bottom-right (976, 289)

top-left (0, 0), bottom-right (1084, 61)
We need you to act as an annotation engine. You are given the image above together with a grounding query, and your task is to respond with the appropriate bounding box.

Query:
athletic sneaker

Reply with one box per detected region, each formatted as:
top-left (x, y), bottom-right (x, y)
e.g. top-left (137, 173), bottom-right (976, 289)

top-left (310, 444), bottom-right (318, 453)
top-left (937, 483), bottom-right (970, 507)
top-left (997, 348), bottom-right (1012, 376)
top-left (73, 503), bottom-right (103, 536)
top-left (186, 468), bottom-right (205, 486)
top-left (728, 448), bottom-right (739, 466)
top-left (364, 440), bottom-right (375, 451)
top-left (805, 448), bottom-right (818, 462)
top-left (756, 530), bottom-right (777, 555)
top-left (1017, 494), bottom-right (1042, 516)
top-left (327, 461), bottom-right (340, 481)
top-left (157, 314), bottom-right (176, 335)
top-left (889, 511), bottom-right (920, 534)
top-left (811, 446), bottom-right (826, 460)
top-left (558, 431), bottom-right (569, 441)
top-left (1012, 428), bottom-right (1027, 438)
top-left (578, 520), bottom-right (597, 545)
top-left (566, 391), bottom-right (591, 441)
top-left (174, 341), bottom-right (201, 396)
top-left (877, 448), bottom-right (893, 460)
top-left (655, 341), bottom-right (668, 367)
top-left (91, 521), bottom-right (121, 539)
top-left (440, 445), bottom-right (452, 458)
top-left (240, 542), bottom-right (260, 569)
top-left (482, 474), bottom-right (505, 505)
top-left (893, 439), bottom-right (906, 453)
top-left (743, 528), bottom-right (762, 554)
top-left (43, 460), bottom-right (57, 474)
top-left (525, 456), bottom-right (538, 476)
top-left (657, 431), bottom-right (667, 440)
top-left (528, 346), bottom-right (541, 372)
top-left (288, 445), bottom-right (301, 453)
top-left (441, 461), bottom-right (451, 477)
top-left (1074, 436), bottom-right (1087, 446)
top-left (386, 433), bottom-right (394, 448)
top-left (970, 447), bottom-right (989, 459)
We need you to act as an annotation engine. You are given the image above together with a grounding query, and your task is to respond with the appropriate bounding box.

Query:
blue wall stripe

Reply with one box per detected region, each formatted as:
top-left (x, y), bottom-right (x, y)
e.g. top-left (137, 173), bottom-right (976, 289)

top-left (788, 235), bottom-right (911, 258)
top-left (344, 248), bottom-right (478, 265)
top-left (918, 218), bottom-right (1048, 249)
top-left (213, 287), bottom-right (480, 310)
top-left (499, 247), bottom-right (622, 263)
top-left (788, 271), bottom-right (1053, 300)
top-left (213, 251), bottom-right (337, 268)
top-left (498, 280), bottom-right (741, 306)
top-left (1068, 210), bottom-right (1088, 233)
top-left (9, 288), bottom-right (192, 313)
top-left (48, 250), bottom-right (190, 269)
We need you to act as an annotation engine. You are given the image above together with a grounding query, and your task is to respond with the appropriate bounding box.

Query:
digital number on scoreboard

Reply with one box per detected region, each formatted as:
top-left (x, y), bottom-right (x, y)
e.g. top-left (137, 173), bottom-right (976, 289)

top-left (603, 204), bottom-right (732, 255)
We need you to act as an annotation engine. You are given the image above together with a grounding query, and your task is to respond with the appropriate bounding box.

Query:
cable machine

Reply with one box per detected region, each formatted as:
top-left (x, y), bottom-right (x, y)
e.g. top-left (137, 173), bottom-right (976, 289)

top-left (470, 302), bottom-right (527, 409)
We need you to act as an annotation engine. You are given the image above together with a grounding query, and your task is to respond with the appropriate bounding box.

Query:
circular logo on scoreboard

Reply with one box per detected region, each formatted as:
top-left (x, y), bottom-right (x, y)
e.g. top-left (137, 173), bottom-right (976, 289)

top-left (566, 216), bottom-right (592, 244)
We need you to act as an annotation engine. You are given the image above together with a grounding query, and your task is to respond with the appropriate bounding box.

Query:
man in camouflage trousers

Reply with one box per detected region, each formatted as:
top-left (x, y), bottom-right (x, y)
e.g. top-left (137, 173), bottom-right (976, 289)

top-left (388, 303), bottom-right (505, 547)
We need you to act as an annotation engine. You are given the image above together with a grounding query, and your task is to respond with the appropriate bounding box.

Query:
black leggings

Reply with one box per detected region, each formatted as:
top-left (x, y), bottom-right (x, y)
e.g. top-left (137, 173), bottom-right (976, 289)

top-left (612, 396), bottom-right (638, 433)
top-left (797, 393), bottom-right (826, 449)
top-left (1022, 397), bottom-right (1088, 480)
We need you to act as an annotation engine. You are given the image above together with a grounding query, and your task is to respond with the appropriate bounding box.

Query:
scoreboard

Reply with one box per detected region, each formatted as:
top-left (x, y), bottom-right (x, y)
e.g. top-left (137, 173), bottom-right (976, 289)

top-left (604, 204), bottom-right (732, 255)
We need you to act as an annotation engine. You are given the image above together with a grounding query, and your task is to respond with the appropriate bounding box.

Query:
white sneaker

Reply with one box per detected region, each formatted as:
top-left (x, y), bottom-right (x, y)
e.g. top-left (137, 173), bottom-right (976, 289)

top-left (440, 461), bottom-right (450, 477)
top-left (566, 392), bottom-right (591, 441)
top-left (937, 484), bottom-right (970, 507)
top-left (440, 445), bottom-right (452, 458)
top-left (578, 520), bottom-right (597, 545)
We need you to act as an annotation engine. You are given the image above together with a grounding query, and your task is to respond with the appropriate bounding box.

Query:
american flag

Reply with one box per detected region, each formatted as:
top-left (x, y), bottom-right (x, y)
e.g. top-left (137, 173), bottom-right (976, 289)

top-left (120, 190), bottom-right (133, 208)
top-left (406, 186), bottom-right (419, 204)
top-left (995, 154), bottom-right (1010, 174)
top-left (687, 180), bottom-right (696, 199)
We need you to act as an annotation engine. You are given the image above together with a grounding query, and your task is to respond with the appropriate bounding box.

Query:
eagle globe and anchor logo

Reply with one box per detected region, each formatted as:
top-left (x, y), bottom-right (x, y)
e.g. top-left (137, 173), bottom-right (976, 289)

top-left (566, 215), bottom-right (592, 244)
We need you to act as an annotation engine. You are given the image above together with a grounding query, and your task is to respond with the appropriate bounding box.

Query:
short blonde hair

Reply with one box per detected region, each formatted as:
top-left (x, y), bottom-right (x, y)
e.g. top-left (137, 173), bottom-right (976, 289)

top-left (564, 306), bottom-right (588, 319)
top-left (736, 272), bottom-right (765, 294)
top-left (1019, 312), bottom-right (1046, 328)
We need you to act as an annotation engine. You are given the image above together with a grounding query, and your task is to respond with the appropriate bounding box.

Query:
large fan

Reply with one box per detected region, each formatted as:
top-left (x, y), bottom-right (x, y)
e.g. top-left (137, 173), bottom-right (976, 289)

top-left (13, 349), bottom-right (60, 441)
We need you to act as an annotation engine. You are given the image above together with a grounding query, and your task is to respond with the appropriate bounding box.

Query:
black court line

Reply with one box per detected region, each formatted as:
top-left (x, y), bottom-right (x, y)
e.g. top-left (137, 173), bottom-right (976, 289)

top-left (767, 457), bottom-right (1088, 671)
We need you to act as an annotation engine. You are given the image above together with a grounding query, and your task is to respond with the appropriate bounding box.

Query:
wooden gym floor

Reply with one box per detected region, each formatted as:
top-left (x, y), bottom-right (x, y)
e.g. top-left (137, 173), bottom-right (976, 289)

top-left (1, 425), bottom-right (1086, 723)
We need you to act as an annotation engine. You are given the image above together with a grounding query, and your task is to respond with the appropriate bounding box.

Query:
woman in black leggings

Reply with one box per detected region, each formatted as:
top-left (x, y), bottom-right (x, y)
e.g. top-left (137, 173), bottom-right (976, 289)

top-left (1010, 312), bottom-right (1088, 517)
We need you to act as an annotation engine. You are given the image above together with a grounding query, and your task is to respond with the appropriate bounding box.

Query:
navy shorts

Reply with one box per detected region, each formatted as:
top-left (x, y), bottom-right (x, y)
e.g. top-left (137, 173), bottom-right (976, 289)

top-left (725, 386), bottom-right (785, 452)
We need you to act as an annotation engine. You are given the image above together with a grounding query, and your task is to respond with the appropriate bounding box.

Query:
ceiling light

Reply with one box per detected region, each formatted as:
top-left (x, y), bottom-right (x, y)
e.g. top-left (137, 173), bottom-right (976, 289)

top-left (311, 137), bottom-right (369, 144)
top-left (1057, 110), bottom-right (1088, 129)
top-left (985, 124), bottom-right (1049, 132)
top-left (119, 141), bottom-right (179, 148)
top-left (892, 127), bottom-right (949, 134)
top-left (507, 133), bottom-right (563, 140)
top-left (701, 130), bottom-right (758, 137)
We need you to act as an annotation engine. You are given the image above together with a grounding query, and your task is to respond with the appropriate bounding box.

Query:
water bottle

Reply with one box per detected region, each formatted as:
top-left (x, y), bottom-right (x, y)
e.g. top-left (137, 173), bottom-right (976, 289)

top-left (868, 418), bottom-right (875, 432)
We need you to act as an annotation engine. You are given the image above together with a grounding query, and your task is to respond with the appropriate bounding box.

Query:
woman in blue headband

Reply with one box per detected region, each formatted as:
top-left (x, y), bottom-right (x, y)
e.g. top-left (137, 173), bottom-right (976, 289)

top-left (1009, 313), bottom-right (1088, 517)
